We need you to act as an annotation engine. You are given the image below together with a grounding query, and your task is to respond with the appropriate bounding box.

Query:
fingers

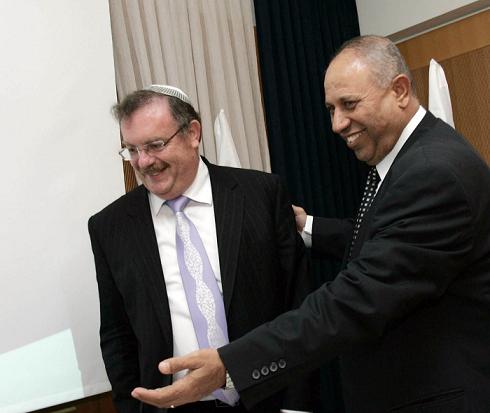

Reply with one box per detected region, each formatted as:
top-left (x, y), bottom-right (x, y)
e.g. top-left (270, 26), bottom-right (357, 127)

top-left (132, 349), bottom-right (227, 408)
top-left (131, 387), bottom-right (173, 408)
top-left (132, 355), bottom-right (201, 408)
top-left (292, 204), bottom-right (304, 216)
top-left (132, 377), bottom-right (198, 408)
top-left (292, 205), bottom-right (307, 232)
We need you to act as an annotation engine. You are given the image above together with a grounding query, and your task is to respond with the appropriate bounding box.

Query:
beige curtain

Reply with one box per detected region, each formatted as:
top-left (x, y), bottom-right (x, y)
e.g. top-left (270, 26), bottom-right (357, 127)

top-left (109, 0), bottom-right (270, 172)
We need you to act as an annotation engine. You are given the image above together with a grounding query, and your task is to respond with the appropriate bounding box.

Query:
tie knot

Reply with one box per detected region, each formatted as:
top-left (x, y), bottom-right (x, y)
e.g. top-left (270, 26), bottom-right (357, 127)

top-left (166, 195), bottom-right (190, 213)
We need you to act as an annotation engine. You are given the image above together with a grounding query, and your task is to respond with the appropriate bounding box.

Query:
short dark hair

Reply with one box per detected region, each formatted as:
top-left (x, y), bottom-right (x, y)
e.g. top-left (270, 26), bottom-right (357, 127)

top-left (112, 90), bottom-right (201, 130)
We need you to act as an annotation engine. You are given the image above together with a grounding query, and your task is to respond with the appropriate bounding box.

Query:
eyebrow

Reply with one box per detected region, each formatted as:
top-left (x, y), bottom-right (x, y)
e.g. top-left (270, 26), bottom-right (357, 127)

top-left (340, 94), bottom-right (361, 101)
top-left (325, 93), bottom-right (362, 105)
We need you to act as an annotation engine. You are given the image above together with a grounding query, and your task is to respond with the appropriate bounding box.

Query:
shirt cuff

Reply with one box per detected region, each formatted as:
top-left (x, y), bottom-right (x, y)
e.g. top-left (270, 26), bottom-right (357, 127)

top-left (280, 410), bottom-right (313, 413)
top-left (299, 215), bottom-right (313, 248)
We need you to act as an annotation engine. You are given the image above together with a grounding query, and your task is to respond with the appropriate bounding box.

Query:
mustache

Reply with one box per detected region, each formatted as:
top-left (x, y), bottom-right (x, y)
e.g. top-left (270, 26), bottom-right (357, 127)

top-left (139, 162), bottom-right (168, 176)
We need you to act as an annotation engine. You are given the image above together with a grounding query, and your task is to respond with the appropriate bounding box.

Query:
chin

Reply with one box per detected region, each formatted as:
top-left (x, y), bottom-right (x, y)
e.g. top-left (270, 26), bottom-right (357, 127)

top-left (355, 149), bottom-right (375, 164)
top-left (354, 151), bottom-right (368, 162)
top-left (143, 180), bottom-right (167, 194)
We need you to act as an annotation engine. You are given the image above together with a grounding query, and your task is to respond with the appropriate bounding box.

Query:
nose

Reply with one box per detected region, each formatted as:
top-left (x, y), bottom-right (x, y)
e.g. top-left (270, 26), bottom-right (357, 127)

top-left (331, 110), bottom-right (350, 134)
top-left (135, 149), bottom-right (154, 169)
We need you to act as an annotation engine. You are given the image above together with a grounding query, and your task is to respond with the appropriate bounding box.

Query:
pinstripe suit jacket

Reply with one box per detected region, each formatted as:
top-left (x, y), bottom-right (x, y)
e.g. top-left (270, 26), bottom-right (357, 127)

top-left (88, 161), bottom-right (312, 413)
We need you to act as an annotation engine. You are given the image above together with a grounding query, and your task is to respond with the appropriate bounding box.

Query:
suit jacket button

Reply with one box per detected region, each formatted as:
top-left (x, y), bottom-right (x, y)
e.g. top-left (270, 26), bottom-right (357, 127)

top-left (260, 366), bottom-right (270, 376)
top-left (278, 359), bottom-right (286, 369)
top-left (252, 369), bottom-right (260, 380)
top-left (270, 362), bottom-right (278, 372)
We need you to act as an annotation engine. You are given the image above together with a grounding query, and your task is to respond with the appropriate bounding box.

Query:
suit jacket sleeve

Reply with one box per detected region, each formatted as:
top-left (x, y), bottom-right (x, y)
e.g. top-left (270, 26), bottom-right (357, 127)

top-left (88, 216), bottom-right (140, 413)
top-left (272, 175), bottom-right (311, 309)
top-left (218, 143), bottom-right (483, 409)
top-left (271, 175), bottom-right (317, 411)
top-left (311, 216), bottom-right (353, 260)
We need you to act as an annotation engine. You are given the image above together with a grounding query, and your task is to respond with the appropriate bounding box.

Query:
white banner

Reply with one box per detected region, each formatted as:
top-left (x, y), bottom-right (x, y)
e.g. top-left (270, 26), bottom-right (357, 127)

top-left (214, 109), bottom-right (242, 168)
top-left (428, 58), bottom-right (454, 127)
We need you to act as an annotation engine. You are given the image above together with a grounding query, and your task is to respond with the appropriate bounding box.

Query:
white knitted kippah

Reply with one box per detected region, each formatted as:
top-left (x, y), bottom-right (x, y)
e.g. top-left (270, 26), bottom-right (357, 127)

top-left (143, 84), bottom-right (192, 105)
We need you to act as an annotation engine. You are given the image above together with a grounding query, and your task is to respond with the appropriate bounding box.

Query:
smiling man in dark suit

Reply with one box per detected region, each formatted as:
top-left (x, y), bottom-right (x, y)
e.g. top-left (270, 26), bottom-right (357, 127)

top-left (88, 85), bottom-right (314, 413)
top-left (131, 36), bottom-right (490, 413)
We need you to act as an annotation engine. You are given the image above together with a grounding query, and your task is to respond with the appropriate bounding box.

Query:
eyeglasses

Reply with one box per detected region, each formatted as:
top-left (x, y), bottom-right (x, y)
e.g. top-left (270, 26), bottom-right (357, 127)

top-left (118, 125), bottom-right (186, 161)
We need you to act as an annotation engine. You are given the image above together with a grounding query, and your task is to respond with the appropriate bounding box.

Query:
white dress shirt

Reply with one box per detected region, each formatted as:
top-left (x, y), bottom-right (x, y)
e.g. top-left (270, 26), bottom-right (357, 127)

top-left (301, 106), bottom-right (427, 247)
top-left (150, 160), bottom-right (312, 412)
top-left (149, 159), bottom-right (221, 391)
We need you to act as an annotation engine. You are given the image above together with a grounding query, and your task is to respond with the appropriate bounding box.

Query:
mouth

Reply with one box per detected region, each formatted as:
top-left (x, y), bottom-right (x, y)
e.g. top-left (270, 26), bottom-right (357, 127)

top-left (142, 164), bottom-right (169, 178)
top-left (344, 129), bottom-right (366, 147)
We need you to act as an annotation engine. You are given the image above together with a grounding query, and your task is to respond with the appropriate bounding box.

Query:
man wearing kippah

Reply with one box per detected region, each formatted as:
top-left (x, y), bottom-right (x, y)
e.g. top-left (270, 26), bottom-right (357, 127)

top-left (88, 85), bottom-right (316, 413)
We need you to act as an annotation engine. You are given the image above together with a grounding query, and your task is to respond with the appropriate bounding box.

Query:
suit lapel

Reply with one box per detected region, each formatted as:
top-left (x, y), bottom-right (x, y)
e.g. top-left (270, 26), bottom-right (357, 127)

top-left (126, 186), bottom-right (173, 344)
top-left (375, 111), bottom-right (437, 199)
top-left (392, 111), bottom-right (437, 164)
top-left (207, 163), bottom-right (244, 315)
top-left (351, 112), bottom-right (439, 259)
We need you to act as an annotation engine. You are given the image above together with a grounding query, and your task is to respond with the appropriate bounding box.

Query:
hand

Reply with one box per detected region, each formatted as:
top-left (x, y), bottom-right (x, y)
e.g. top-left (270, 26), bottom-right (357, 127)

top-left (292, 205), bottom-right (307, 233)
top-left (131, 348), bottom-right (226, 408)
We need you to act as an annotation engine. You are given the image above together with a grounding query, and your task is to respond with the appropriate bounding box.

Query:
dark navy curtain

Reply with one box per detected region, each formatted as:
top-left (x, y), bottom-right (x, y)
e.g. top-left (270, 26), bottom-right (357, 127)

top-left (253, 1), bottom-right (365, 411)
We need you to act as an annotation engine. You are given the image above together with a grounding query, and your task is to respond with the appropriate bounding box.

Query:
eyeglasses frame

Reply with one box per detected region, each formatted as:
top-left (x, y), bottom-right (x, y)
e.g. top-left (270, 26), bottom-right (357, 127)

top-left (118, 124), bottom-right (187, 161)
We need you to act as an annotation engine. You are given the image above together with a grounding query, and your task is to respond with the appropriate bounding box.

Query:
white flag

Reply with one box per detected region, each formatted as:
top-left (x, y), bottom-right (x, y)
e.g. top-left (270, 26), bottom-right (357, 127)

top-left (428, 58), bottom-right (454, 127)
top-left (214, 109), bottom-right (241, 168)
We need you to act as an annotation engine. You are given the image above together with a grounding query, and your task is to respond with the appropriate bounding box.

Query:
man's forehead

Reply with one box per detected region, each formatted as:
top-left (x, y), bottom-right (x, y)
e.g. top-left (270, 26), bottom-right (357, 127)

top-left (324, 68), bottom-right (357, 100)
top-left (326, 51), bottom-right (366, 81)
top-left (324, 54), bottom-right (373, 100)
top-left (123, 99), bottom-right (169, 124)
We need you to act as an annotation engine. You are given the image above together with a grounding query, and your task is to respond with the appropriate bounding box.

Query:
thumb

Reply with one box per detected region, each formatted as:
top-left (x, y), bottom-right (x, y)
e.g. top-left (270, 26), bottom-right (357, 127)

top-left (292, 204), bottom-right (305, 216)
top-left (159, 355), bottom-right (198, 375)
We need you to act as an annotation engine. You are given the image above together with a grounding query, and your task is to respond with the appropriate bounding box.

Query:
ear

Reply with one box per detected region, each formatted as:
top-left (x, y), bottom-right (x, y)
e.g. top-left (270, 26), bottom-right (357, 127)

top-left (187, 119), bottom-right (202, 148)
top-left (391, 74), bottom-right (411, 109)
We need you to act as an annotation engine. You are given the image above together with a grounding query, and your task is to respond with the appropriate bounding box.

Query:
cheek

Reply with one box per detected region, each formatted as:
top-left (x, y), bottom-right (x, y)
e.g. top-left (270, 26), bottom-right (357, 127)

top-left (377, 98), bottom-right (395, 124)
top-left (129, 160), bottom-right (141, 172)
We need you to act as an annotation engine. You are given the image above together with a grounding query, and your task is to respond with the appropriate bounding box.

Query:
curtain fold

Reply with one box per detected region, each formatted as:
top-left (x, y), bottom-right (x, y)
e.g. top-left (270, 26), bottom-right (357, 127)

top-left (253, 1), bottom-right (364, 412)
top-left (109, 0), bottom-right (270, 172)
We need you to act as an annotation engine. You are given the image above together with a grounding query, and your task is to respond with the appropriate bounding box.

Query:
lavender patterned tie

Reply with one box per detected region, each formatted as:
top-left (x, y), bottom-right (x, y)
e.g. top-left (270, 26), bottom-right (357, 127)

top-left (167, 195), bottom-right (239, 406)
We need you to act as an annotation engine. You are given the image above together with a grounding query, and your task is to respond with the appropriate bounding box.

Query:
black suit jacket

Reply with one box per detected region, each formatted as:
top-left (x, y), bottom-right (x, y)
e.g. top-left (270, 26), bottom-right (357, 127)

top-left (219, 112), bottom-right (490, 412)
top-left (88, 162), bottom-right (313, 413)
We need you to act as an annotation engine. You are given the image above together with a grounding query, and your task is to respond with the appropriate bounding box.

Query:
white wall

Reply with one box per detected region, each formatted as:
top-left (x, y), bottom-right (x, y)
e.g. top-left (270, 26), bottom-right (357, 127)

top-left (0, 1), bottom-right (124, 411)
top-left (355, 0), bottom-right (485, 36)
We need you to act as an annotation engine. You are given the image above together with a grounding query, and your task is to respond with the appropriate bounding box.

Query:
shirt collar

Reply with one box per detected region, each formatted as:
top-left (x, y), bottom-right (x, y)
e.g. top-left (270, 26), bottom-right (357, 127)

top-left (148, 158), bottom-right (212, 217)
top-left (376, 105), bottom-right (426, 181)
